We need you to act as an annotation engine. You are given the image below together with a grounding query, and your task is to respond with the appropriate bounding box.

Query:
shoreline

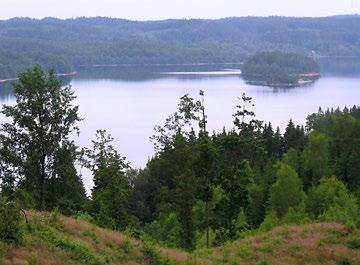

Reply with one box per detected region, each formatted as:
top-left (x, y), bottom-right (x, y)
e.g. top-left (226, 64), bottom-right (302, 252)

top-left (245, 72), bottom-right (321, 88)
top-left (0, 72), bottom-right (77, 84)
top-left (243, 72), bottom-right (321, 88)
top-left (78, 62), bottom-right (244, 67)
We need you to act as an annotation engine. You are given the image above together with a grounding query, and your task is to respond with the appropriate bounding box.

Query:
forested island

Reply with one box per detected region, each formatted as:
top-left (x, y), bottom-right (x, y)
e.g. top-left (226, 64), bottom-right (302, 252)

top-left (1, 15), bottom-right (360, 79)
top-left (1, 67), bottom-right (360, 264)
top-left (242, 51), bottom-right (320, 87)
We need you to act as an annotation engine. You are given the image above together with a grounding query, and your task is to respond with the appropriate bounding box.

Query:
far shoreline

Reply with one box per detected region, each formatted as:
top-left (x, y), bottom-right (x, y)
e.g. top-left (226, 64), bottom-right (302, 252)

top-left (245, 72), bottom-right (321, 88)
top-left (0, 72), bottom-right (77, 84)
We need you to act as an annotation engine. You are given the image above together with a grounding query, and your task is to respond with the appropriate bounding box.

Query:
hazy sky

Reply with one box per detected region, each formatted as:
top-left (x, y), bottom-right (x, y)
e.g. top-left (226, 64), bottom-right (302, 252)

top-left (1, 0), bottom-right (359, 20)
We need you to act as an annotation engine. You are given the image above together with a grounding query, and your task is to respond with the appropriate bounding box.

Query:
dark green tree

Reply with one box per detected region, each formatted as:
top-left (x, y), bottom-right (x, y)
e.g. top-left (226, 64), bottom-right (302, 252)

top-left (83, 130), bottom-right (131, 229)
top-left (283, 119), bottom-right (305, 151)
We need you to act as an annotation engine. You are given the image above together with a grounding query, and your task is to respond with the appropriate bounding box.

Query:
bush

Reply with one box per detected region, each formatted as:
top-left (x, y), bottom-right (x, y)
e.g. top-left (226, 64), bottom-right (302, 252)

top-left (309, 176), bottom-right (359, 225)
top-left (144, 212), bottom-right (183, 248)
top-left (282, 207), bottom-right (311, 225)
top-left (348, 237), bottom-right (360, 249)
top-left (49, 208), bottom-right (64, 229)
top-left (0, 197), bottom-right (23, 244)
top-left (259, 210), bottom-right (279, 232)
top-left (141, 236), bottom-right (174, 265)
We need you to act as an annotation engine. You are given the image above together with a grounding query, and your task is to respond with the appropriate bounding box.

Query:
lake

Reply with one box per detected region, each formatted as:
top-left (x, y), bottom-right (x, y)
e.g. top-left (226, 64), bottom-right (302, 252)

top-left (0, 62), bottom-right (359, 191)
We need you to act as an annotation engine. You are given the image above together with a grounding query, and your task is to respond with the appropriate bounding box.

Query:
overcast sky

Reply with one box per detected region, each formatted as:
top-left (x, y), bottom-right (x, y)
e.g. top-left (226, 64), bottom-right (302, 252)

top-left (1, 0), bottom-right (359, 20)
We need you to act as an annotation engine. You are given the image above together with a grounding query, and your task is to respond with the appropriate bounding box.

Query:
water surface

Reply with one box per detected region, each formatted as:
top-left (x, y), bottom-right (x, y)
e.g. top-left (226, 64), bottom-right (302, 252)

top-left (0, 63), bottom-right (359, 191)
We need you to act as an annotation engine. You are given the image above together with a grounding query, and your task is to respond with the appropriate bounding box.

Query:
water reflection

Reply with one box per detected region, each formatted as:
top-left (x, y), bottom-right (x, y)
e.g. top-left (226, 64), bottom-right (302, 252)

top-left (75, 64), bottom-right (243, 82)
top-left (0, 61), bottom-right (359, 191)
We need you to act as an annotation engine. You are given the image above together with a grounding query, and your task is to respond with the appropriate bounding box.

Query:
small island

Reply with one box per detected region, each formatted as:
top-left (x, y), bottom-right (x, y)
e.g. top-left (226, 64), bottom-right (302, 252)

top-left (242, 51), bottom-right (320, 87)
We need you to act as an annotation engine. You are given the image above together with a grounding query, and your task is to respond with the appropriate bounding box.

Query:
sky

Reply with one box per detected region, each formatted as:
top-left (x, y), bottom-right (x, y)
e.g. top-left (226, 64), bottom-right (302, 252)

top-left (0, 0), bottom-right (360, 20)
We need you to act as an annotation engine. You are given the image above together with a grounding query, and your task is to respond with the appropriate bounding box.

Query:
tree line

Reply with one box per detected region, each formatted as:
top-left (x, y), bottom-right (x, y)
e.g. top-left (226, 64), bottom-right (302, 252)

top-left (1, 16), bottom-right (360, 78)
top-left (0, 66), bottom-right (359, 250)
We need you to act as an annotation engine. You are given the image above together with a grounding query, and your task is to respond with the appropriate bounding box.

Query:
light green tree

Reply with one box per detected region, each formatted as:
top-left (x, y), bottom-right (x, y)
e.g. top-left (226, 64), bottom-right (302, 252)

top-left (269, 163), bottom-right (306, 218)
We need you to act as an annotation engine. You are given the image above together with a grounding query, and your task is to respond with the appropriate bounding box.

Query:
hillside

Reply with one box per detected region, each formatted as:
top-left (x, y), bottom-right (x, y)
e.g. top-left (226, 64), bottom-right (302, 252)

top-left (1, 212), bottom-right (360, 265)
top-left (1, 15), bottom-right (360, 78)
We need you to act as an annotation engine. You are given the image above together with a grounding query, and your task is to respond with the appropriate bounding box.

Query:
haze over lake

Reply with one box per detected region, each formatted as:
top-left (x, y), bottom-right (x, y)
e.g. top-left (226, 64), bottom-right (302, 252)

top-left (0, 62), bottom-right (359, 190)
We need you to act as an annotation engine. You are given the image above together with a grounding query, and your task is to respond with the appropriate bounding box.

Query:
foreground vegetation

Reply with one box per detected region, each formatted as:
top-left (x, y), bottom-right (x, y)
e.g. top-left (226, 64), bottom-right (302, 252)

top-left (1, 210), bottom-right (360, 265)
top-left (0, 66), bottom-right (360, 262)
top-left (1, 16), bottom-right (360, 78)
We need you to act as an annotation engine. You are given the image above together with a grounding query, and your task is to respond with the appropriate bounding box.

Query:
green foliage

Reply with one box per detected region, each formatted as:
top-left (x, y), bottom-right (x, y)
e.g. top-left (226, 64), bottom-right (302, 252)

top-left (0, 65), bottom-right (85, 211)
top-left (26, 257), bottom-right (38, 265)
top-left (269, 163), bottom-right (306, 218)
top-left (306, 108), bottom-right (360, 191)
top-left (259, 211), bottom-right (279, 232)
top-left (1, 65), bottom-right (360, 257)
top-left (283, 119), bottom-right (306, 151)
top-left (49, 208), bottom-right (64, 229)
top-left (233, 208), bottom-right (249, 238)
top-left (145, 212), bottom-right (183, 249)
top-left (281, 207), bottom-right (311, 225)
top-left (141, 236), bottom-right (174, 265)
top-left (282, 148), bottom-right (302, 175)
top-left (56, 238), bottom-right (103, 265)
top-left (348, 237), bottom-right (360, 249)
top-left (247, 182), bottom-right (265, 228)
top-left (195, 228), bottom-right (216, 249)
top-left (83, 130), bottom-right (131, 230)
top-left (0, 197), bottom-right (23, 244)
top-left (35, 223), bottom-right (103, 265)
top-left (307, 176), bottom-right (359, 225)
top-left (302, 132), bottom-right (331, 187)
top-left (82, 230), bottom-right (98, 242)
top-left (237, 245), bottom-right (253, 260)
top-left (75, 212), bottom-right (94, 223)
top-left (120, 239), bottom-right (133, 254)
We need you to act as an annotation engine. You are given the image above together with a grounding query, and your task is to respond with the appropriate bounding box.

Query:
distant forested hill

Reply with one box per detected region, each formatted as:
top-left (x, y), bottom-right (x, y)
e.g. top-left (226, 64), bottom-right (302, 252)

top-left (0, 15), bottom-right (360, 78)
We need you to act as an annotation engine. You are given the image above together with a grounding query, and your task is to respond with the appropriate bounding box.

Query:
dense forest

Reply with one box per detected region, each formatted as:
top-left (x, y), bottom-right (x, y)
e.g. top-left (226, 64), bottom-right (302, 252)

top-left (0, 67), bottom-right (360, 254)
top-left (242, 51), bottom-right (320, 86)
top-left (1, 15), bottom-right (360, 78)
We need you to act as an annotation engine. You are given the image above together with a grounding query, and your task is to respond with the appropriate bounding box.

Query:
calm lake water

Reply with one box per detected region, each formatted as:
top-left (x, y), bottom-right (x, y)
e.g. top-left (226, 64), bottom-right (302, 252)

top-left (0, 62), bottom-right (359, 191)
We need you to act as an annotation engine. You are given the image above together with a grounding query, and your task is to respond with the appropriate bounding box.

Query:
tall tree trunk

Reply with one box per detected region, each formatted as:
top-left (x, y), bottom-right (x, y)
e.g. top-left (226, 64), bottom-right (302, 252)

top-left (40, 153), bottom-right (46, 211)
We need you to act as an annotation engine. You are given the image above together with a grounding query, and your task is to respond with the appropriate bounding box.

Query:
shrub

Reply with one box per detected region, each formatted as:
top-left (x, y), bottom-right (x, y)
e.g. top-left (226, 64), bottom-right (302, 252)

top-left (144, 212), bottom-right (183, 248)
top-left (348, 237), bottom-right (360, 249)
top-left (141, 236), bottom-right (174, 265)
top-left (75, 212), bottom-right (94, 223)
top-left (307, 176), bottom-right (359, 225)
top-left (0, 197), bottom-right (23, 244)
top-left (282, 207), bottom-right (311, 225)
top-left (49, 208), bottom-right (64, 229)
top-left (259, 210), bottom-right (279, 232)
top-left (238, 245), bottom-right (253, 260)
top-left (82, 230), bottom-right (98, 242)
top-left (26, 257), bottom-right (38, 265)
top-left (120, 239), bottom-right (133, 254)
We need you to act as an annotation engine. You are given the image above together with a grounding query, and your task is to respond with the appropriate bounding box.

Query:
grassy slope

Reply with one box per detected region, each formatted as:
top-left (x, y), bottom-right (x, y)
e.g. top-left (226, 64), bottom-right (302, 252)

top-left (1, 212), bottom-right (360, 265)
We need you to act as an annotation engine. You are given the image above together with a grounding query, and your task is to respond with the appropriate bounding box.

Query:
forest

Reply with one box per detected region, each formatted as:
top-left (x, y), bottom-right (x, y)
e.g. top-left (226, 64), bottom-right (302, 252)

top-left (0, 66), bottom-right (360, 254)
top-left (1, 15), bottom-right (360, 79)
top-left (242, 51), bottom-right (320, 86)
